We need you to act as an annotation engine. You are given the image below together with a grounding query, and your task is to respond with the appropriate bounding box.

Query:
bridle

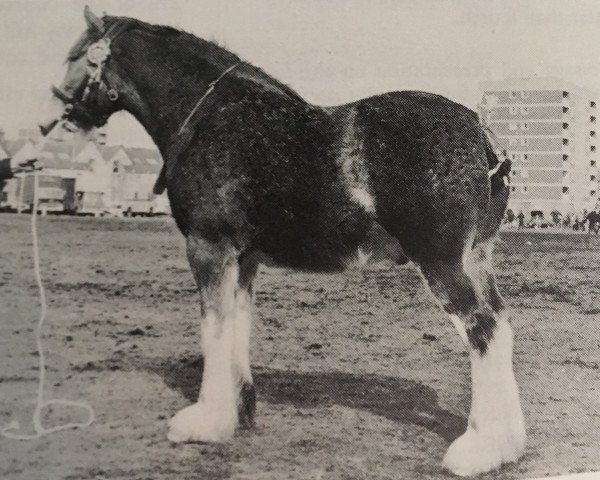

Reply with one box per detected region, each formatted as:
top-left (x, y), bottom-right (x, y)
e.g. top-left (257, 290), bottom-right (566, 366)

top-left (50, 26), bottom-right (240, 136)
top-left (51, 38), bottom-right (120, 132)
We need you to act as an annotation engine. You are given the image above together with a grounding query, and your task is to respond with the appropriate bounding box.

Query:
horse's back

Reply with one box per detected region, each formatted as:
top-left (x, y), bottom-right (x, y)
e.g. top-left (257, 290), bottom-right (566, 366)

top-left (332, 90), bottom-right (505, 261)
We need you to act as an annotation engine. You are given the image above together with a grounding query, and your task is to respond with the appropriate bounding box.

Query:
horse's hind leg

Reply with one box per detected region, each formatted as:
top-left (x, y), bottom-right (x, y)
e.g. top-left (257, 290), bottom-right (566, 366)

top-left (419, 243), bottom-right (525, 477)
top-left (168, 236), bottom-right (255, 442)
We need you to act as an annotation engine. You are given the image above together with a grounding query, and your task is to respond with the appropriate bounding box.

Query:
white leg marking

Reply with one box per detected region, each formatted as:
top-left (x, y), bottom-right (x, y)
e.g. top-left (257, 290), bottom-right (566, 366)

top-left (449, 314), bottom-right (468, 347)
top-left (168, 263), bottom-right (239, 443)
top-left (233, 288), bottom-right (252, 384)
top-left (443, 317), bottom-right (526, 476)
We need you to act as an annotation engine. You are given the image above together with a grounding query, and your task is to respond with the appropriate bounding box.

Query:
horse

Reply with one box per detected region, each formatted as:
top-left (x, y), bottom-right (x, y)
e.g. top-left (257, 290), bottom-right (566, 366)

top-left (38, 7), bottom-right (525, 477)
top-left (585, 211), bottom-right (600, 235)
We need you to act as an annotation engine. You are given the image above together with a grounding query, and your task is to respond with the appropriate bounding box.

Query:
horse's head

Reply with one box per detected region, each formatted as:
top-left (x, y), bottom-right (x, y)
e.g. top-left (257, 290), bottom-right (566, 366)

top-left (38, 7), bottom-right (133, 135)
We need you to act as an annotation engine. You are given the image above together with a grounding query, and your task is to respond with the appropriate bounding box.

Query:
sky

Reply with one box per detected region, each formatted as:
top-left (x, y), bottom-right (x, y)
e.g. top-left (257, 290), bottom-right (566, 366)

top-left (3, 0), bottom-right (600, 147)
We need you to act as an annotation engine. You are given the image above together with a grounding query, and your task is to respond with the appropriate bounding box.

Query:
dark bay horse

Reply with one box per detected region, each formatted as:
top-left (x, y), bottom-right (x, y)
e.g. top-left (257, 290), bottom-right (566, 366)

top-left (38, 8), bottom-right (525, 476)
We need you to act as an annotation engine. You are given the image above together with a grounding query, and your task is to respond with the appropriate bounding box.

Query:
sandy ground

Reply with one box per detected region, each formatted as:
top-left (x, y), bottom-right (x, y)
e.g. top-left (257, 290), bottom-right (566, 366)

top-left (1, 213), bottom-right (600, 480)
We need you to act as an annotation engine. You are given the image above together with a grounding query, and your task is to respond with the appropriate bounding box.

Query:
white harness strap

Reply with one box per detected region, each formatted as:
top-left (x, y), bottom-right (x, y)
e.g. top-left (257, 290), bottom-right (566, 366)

top-left (177, 63), bottom-right (241, 136)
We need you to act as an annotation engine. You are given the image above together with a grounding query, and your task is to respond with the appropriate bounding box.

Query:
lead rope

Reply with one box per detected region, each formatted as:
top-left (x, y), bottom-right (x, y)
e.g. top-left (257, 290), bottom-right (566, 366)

top-left (1, 125), bottom-right (95, 440)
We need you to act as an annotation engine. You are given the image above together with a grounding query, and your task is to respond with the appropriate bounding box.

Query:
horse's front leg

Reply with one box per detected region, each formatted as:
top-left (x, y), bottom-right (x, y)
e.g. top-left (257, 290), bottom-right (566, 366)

top-left (168, 236), bottom-right (255, 442)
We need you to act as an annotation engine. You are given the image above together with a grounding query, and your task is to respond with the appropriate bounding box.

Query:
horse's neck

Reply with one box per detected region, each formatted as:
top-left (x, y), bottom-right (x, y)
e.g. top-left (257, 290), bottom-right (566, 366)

top-left (118, 37), bottom-right (236, 152)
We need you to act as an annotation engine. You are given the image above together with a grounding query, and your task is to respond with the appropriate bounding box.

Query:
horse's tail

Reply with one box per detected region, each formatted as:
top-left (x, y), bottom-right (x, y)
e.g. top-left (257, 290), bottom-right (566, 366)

top-left (476, 126), bottom-right (511, 242)
top-left (482, 127), bottom-right (511, 196)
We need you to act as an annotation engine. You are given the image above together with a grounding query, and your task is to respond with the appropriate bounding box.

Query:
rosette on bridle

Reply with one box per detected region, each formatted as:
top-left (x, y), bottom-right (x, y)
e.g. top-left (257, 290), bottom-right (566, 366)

top-left (50, 38), bottom-right (119, 131)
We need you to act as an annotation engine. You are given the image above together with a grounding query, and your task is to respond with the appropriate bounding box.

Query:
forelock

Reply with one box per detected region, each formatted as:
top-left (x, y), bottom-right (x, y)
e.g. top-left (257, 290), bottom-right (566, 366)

top-left (66, 16), bottom-right (133, 62)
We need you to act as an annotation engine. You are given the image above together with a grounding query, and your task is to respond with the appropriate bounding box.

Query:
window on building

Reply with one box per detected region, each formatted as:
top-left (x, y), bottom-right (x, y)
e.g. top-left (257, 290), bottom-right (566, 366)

top-left (521, 138), bottom-right (529, 146)
top-left (511, 186), bottom-right (516, 192)
top-left (512, 170), bottom-right (517, 176)
top-left (521, 106), bottom-right (529, 115)
top-left (522, 186), bottom-right (528, 193)
top-left (591, 175), bottom-right (596, 181)
top-left (563, 91), bottom-right (569, 98)
top-left (563, 123), bottom-right (569, 129)
top-left (510, 106), bottom-right (517, 115)
top-left (563, 107), bottom-right (569, 114)
top-left (592, 190), bottom-right (597, 197)
top-left (521, 122), bottom-right (529, 130)
top-left (591, 131), bottom-right (597, 137)
top-left (112, 161), bottom-right (119, 173)
top-left (563, 138), bottom-right (569, 146)
top-left (591, 145), bottom-right (596, 152)
top-left (563, 154), bottom-right (569, 161)
top-left (523, 153), bottom-right (528, 161)
top-left (591, 101), bottom-right (597, 108)
top-left (591, 160), bottom-right (597, 167)
top-left (134, 192), bottom-right (138, 200)
top-left (563, 186), bottom-right (569, 194)
top-left (510, 91), bottom-right (518, 98)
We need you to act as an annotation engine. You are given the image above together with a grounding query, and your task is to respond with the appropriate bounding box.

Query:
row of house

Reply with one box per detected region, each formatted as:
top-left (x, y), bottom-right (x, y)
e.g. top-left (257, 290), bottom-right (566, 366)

top-left (0, 129), bottom-right (169, 216)
top-left (479, 76), bottom-right (600, 218)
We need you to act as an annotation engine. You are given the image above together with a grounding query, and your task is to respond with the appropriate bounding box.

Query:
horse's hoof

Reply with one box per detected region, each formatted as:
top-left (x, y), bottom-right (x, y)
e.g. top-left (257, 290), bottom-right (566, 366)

top-left (167, 401), bottom-right (236, 443)
top-left (442, 423), bottom-right (526, 477)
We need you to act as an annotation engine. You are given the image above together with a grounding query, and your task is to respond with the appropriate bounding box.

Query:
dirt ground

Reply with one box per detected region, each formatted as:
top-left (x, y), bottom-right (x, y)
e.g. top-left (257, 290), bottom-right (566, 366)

top-left (1, 213), bottom-right (599, 480)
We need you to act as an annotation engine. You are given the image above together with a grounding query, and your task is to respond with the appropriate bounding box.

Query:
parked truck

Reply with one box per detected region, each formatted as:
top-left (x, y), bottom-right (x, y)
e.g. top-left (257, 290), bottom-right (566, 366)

top-left (13, 175), bottom-right (68, 214)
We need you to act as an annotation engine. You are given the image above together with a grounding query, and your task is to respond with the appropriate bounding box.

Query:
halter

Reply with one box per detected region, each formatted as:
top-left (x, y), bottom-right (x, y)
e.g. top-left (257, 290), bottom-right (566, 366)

top-left (51, 38), bottom-right (120, 131)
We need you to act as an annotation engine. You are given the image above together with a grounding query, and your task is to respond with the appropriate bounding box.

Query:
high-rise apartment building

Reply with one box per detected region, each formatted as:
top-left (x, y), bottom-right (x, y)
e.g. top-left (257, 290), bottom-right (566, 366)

top-left (479, 77), bottom-right (599, 217)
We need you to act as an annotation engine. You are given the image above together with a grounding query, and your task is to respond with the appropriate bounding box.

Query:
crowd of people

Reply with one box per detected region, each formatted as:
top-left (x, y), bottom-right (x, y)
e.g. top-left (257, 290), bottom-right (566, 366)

top-left (504, 207), bottom-right (600, 234)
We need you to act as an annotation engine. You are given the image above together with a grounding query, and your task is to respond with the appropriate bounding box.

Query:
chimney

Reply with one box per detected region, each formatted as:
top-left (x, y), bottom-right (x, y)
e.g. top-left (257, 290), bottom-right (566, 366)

top-left (0, 128), bottom-right (5, 147)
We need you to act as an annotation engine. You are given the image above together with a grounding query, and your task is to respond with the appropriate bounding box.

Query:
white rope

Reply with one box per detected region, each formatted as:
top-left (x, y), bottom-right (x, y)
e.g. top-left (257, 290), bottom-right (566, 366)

top-left (1, 125), bottom-right (95, 440)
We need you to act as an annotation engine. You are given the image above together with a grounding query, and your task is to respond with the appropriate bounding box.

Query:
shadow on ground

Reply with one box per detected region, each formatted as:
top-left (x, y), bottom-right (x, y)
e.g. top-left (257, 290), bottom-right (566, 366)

top-left (132, 355), bottom-right (466, 443)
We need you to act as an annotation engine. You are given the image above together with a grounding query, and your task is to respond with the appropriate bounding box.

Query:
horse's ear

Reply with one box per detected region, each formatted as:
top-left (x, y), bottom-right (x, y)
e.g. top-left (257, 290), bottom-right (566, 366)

top-left (84, 5), bottom-right (105, 33)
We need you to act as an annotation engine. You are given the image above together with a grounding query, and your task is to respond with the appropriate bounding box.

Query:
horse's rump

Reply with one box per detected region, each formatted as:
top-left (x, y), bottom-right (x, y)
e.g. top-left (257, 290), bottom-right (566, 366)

top-left (342, 91), bottom-right (504, 260)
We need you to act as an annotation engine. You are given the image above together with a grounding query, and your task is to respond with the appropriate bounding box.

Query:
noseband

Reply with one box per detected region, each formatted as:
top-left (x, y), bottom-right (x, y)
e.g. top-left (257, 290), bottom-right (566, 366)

top-left (51, 38), bottom-right (120, 130)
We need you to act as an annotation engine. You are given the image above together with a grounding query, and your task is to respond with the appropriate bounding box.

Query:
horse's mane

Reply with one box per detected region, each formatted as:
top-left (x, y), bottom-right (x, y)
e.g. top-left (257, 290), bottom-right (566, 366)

top-left (70, 15), bottom-right (305, 104)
